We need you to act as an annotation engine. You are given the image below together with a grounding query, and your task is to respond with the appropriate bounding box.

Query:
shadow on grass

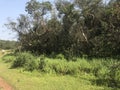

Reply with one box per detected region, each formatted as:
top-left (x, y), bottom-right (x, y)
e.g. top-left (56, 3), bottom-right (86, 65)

top-left (2, 53), bottom-right (16, 57)
top-left (91, 78), bottom-right (120, 90)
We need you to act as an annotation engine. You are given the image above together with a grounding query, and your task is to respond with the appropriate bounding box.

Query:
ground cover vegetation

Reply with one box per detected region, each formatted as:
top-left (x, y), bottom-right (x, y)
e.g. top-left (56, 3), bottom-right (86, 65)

top-left (2, 0), bottom-right (120, 89)
top-left (1, 52), bottom-right (120, 89)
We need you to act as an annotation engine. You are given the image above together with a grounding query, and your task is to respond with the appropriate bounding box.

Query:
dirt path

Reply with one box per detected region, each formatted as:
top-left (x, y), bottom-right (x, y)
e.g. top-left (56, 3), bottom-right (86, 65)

top-left (0, 77), bottom-right (13, 90)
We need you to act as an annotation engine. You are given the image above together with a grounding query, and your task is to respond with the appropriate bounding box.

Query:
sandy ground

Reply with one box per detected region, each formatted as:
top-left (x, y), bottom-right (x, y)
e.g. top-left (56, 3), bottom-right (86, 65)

top-left (0, 77), bottom-right (13, 90)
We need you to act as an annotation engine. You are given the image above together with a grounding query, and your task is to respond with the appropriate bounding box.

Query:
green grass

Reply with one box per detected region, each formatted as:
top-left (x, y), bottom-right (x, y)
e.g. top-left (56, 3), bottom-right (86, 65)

top-left (0, 58), bottom-right (110, 90)
top-left (0, 52), bottom-right (118, 90)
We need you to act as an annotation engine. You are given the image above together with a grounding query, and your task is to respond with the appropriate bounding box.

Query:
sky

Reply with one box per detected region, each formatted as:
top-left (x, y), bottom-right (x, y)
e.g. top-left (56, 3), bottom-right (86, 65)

top-left (0, 0), bottom-right (54, 41)
top-left (0, 0), bottom-right (109, 41)
top-left (0, 0), bottom-right (29, 41)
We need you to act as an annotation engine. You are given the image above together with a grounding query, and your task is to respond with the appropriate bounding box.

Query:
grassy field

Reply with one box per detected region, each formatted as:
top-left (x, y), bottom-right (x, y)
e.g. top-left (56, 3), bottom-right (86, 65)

top-left (0, 51), bottom-right (118, 90)
top-left (0, 59), bottom-right (108, 90)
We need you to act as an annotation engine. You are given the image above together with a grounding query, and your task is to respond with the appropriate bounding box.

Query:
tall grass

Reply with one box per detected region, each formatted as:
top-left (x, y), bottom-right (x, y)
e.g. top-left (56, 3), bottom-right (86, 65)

top-left (2, 52), bottom-right (120, 89)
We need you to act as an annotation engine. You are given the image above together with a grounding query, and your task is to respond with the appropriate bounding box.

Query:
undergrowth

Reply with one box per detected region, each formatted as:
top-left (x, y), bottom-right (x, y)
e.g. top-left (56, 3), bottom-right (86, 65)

top-left (2, 52), bottom-right (120, 89)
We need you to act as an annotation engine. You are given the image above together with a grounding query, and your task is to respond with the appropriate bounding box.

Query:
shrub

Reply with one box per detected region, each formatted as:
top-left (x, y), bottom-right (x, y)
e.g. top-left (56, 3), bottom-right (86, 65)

top-left (92, 60), bottom-right (120, 88)
top-left (38, 55), bottom-right (46, 71)
top-left (12, 52), bottom-right (37, 71)
top-left (78, 59), bottom-right (92, 73)
top-left (38, 58), bottom-right (80, 75)
top-left (24, 58), bottom-right (38, 71)
top-left (51, 60), bottom-right (68, 75)
top-left (56, 54), bottom-right (65, 60)
top-left (66, 61), bottom-right (80, 75)
top-left (107, 62), bottom-right (120, 88)
top-left (90, 60), bottom-right (105, 76)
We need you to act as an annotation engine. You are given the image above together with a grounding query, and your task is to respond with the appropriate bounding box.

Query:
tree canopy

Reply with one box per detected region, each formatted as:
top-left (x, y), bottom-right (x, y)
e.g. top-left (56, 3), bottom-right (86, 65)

top-left (6, 0), bottom-right (120, 59)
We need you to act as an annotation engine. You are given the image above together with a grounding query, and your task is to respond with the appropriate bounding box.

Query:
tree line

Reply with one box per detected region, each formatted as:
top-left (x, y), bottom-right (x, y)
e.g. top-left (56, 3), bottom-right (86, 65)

top-left (6, 0), bottom-right (120, 58)
top-left (0, 40), bottom-right (17, 49)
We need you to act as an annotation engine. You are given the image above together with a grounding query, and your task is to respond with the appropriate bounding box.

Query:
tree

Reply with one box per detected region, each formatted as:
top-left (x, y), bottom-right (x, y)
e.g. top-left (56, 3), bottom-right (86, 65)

top-left (6, 0), bottom-right (120, 58)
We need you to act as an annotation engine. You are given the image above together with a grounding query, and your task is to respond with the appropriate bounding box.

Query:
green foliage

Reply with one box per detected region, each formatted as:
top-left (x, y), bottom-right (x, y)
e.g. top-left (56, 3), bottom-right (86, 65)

top-left (2, 53), bottom-right (16, 63)
top-left (6, 0), bottom-right (120, 58)
top-left (37, 57), bottom-right (120, 88)
top-left (4, 51), bottom-right (119, 89)
top-left (55, 54), bottom-right (65, 60)
top-left (0, 57), bottom-right (109, 90)
top-left (0, 40), bottom-right (17, 49)
top-left (90, 60), bottom-right (120, 88)
top-left (25, 0), bottom-right (52, 16)
top-left (5, 0), bottom-right (120, 88)
top-left (107, 62), bottom-right (120, 88)
top-left (12, 52), bottom-right (38, 71)
top-left (38, 59), bottom-right (80, 75)
top-left (38, 55), bottom-right (46, 71)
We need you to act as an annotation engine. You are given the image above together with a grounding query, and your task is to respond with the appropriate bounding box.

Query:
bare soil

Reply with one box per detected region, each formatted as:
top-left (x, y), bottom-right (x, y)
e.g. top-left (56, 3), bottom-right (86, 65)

top-left (0, 77), bottom-right (13, 90)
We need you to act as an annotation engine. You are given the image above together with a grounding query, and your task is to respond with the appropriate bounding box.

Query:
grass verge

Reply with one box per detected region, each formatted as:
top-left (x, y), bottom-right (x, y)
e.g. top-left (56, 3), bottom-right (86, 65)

top-left (0, 52), bottom-right (118, 90)
top-left (0, 58), bottom-right (111, 90)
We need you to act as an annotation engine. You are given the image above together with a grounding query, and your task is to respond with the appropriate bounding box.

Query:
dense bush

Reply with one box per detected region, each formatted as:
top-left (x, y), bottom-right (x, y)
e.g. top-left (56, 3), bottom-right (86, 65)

top-left (106, 62), bottom-right (120, 88)
top-left (12, 52), bottom-right (38, 71)
top-left (38, 57), bottom-right (120, 88)
top-left (38, 58), bottom-right (80, 75)
top-left (38, 58), bottom-right (92, 75)
top-left (38, 55), bottom-right (46, 71)
top-left (91, 60), bottom-right (120, 88)
top-left (55, 54), bottom-right (65, 60)
top-left (8, 52), bottom-right (120, 89)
